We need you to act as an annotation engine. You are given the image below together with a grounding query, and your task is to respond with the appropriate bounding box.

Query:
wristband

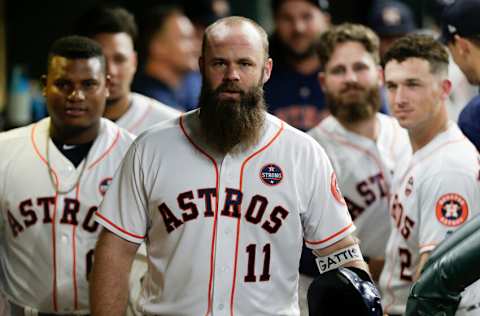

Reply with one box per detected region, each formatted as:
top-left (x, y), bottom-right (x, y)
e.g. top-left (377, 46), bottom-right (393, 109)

top-left (315, 243), bottom-right (363, 274)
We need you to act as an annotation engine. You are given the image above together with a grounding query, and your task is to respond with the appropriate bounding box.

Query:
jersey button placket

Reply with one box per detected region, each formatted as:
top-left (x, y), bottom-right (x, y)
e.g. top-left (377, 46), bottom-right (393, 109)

top-left (213, 155), bottom-right (237, 315)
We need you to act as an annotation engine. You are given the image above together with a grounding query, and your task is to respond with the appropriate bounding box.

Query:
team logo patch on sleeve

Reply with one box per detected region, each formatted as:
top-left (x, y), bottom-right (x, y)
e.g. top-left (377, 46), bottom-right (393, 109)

top-left (99, 177), bottom-right (113, 196)
top-left (330, 172), bottom-right (346, 205)
top-left (435, 193), bottom-right (469, 227)
top-left (260, 164), bottom-right (283, 185)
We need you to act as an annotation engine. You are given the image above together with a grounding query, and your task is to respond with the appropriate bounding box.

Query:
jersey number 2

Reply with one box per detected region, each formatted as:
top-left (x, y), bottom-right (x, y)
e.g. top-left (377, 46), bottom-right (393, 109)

top-left (399, 247), bottom-right (413, 281)
top-left (244, 243), bottom-right (271, 282)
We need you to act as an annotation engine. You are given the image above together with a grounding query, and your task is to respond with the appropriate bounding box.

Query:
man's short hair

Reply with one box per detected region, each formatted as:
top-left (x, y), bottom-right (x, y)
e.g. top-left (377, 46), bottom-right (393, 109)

top-left (47, 35), bottom-right (106, 73)
top-left (383, 34), bottom-right (449, 75)
top-left (202, 16), bottom-right (269, 60)
top-left (316, 23), bottom-right (380, 71)
top-left (75, 5), bottom-right (138, 42)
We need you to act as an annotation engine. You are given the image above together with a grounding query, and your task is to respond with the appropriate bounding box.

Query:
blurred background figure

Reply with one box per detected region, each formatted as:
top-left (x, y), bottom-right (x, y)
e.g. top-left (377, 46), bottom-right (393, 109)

top-left (442, 0), bottom-right (480, 152)
top-left (183, 0), bottom-right (231, 59)
top-left (75, 5), bottom-right (180, 135)
top-left (264, 0), bottom-right (331, 131)
top-left (368, 0), bottom-right (417, 59)
top-left (132, 5), bottom-right (199, 111)
top-left (424, 0), bottom-right (477, 122)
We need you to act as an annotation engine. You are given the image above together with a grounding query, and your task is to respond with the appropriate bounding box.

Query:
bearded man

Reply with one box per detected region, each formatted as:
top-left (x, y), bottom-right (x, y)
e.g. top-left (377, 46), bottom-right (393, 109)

top-left (89, 17), bottom-right (373, 316)
top-left (308, 23), bottom-right (411, 282)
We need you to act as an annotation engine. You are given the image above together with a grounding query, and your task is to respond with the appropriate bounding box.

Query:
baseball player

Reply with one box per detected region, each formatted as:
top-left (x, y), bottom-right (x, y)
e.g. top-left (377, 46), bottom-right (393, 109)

top-left (75, 5), bottom-right (180, 136)
top-left (308, 23), bottom-right (410, 280)
top-left (90, 16), bottom-right (373, 316)
top-left (379, 34), bottom-right (480, 315)
top-left (0, 36), bottom-right (135, 314)
top-left (75, 6), bottom-right (181, 316)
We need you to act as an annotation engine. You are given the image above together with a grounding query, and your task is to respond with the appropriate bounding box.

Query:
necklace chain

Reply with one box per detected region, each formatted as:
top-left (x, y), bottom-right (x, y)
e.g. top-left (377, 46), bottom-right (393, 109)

top-left (46, 131), bottom-right (90, 195)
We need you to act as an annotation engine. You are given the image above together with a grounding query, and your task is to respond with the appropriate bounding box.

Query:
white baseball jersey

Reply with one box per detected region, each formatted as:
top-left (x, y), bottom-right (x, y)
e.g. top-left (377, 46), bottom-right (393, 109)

top-left (379, 122), bottom-right (480, 315)
top-left (308, 114), bottom-right (411, 258)
top-left (96, 110), bottom-right (355, 316)
top-left (115, 93), bottom-right (179, 316)
top-left (0, 117), bottom-right (135, 313)
top-left (116, 92), bottom-right (180, 135)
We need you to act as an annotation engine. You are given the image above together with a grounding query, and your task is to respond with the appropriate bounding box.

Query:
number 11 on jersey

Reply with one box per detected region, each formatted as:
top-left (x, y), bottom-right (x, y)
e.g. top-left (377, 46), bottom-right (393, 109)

top-left (244, 243), bottom-right (271, 282)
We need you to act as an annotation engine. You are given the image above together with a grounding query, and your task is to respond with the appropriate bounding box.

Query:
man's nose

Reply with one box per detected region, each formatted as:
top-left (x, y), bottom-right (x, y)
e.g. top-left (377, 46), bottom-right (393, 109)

top-left (67, 88), bottom-right (85, 101)
top-left (224, 65), bottom-right (240, 81)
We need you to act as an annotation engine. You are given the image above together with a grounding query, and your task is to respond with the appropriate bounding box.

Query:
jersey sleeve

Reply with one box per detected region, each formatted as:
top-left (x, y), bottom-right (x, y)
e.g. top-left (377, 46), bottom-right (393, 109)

top-left (95, 142), bottom-right (149, 244)
top-left (301, 143), bottom-right (355, 249)
top-left (417, 170), bottom-right (479, 253)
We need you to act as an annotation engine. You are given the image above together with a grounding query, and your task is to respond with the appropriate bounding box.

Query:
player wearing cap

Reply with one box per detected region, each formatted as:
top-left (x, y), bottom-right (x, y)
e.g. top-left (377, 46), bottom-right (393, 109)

top-left (379, 34), bottom-right (480, 316)
top-left (367, 0), bottom-right (417, 59)
top-left (89, 16), bottom-right (374, 316)
top-left (308, 23), bottom-right (410, 281)
top-left (441, 0), bottom-right (480, 151)
top-left (0, 36), bottom-right (135, 314)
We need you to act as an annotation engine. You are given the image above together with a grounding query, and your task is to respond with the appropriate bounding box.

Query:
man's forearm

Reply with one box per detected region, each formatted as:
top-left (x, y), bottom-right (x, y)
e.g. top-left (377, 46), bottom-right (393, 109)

top-left (90, 229), bottom-right (139, 316)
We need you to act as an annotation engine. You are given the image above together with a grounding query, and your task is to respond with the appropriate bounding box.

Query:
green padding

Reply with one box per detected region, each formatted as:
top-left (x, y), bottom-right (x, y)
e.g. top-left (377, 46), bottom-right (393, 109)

top-left (422, 214), bottom-right (480, 272)
top-left (405, 230), bottom-right (480, 316)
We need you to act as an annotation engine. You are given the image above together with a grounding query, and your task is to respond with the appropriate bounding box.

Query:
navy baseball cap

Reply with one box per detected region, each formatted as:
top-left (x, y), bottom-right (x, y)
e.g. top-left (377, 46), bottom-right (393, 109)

top-left (271, 0), bottom-right (330, 15)
top-left (458, 94), bottom-right (480, 151)
top-left (368, 1), bottom-right (417, 37)
top-left (440, 0), bottom-right (480, 44)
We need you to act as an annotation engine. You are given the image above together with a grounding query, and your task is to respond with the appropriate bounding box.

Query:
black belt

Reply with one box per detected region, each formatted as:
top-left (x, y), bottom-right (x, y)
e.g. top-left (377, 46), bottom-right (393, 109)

top-left (9, 301), bottom-right (89, 316)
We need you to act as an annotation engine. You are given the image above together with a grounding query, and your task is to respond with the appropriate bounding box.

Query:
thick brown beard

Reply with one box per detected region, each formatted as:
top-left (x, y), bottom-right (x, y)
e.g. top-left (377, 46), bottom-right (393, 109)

top-left (325, 84), bottom-right (382, 124)
top-left (198, 79), bottom-right (266, 154)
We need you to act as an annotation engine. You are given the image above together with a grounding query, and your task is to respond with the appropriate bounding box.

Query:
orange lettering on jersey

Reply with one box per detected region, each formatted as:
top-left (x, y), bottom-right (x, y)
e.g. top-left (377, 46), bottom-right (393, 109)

top-left (435, 193), bottom-right (469, 227)
top-left (330, 172), bottom-right (346, 205)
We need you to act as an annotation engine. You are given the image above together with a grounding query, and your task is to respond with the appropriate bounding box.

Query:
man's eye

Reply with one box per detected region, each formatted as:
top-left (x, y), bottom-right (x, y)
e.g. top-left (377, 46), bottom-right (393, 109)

top-left (55, 81), bottom-right (70, 90)
top-left (83, 80), bottom-right (99, 89)
top-left (330, 68), bottom-right (344, 75)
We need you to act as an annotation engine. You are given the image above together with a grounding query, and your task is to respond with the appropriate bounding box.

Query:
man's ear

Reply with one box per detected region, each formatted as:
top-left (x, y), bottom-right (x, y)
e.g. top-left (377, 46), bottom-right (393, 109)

top-left (41, 75), bottom-right (47, 97)
top-left (262, 58), bottom-right (273, 84)
top-left (318, 71), bottom-right (326, 92)
top-left (454, 35), bottom-right (472, 56)
top-left (105, 74), bottom-right (111, 98)
top-left (378, 65), bottom-right (384, 86)
top-left (440, 78), bottom-right (452, 100)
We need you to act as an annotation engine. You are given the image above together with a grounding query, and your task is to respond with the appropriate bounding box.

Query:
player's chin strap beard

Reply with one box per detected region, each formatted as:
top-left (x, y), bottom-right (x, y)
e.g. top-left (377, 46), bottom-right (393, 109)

top-left (46, 125), bottom-right (91, 195)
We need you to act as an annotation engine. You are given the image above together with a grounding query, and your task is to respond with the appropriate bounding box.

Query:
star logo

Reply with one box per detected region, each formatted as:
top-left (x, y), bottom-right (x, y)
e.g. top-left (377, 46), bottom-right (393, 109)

top-left (436, 193), bottom-right (468, 227)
